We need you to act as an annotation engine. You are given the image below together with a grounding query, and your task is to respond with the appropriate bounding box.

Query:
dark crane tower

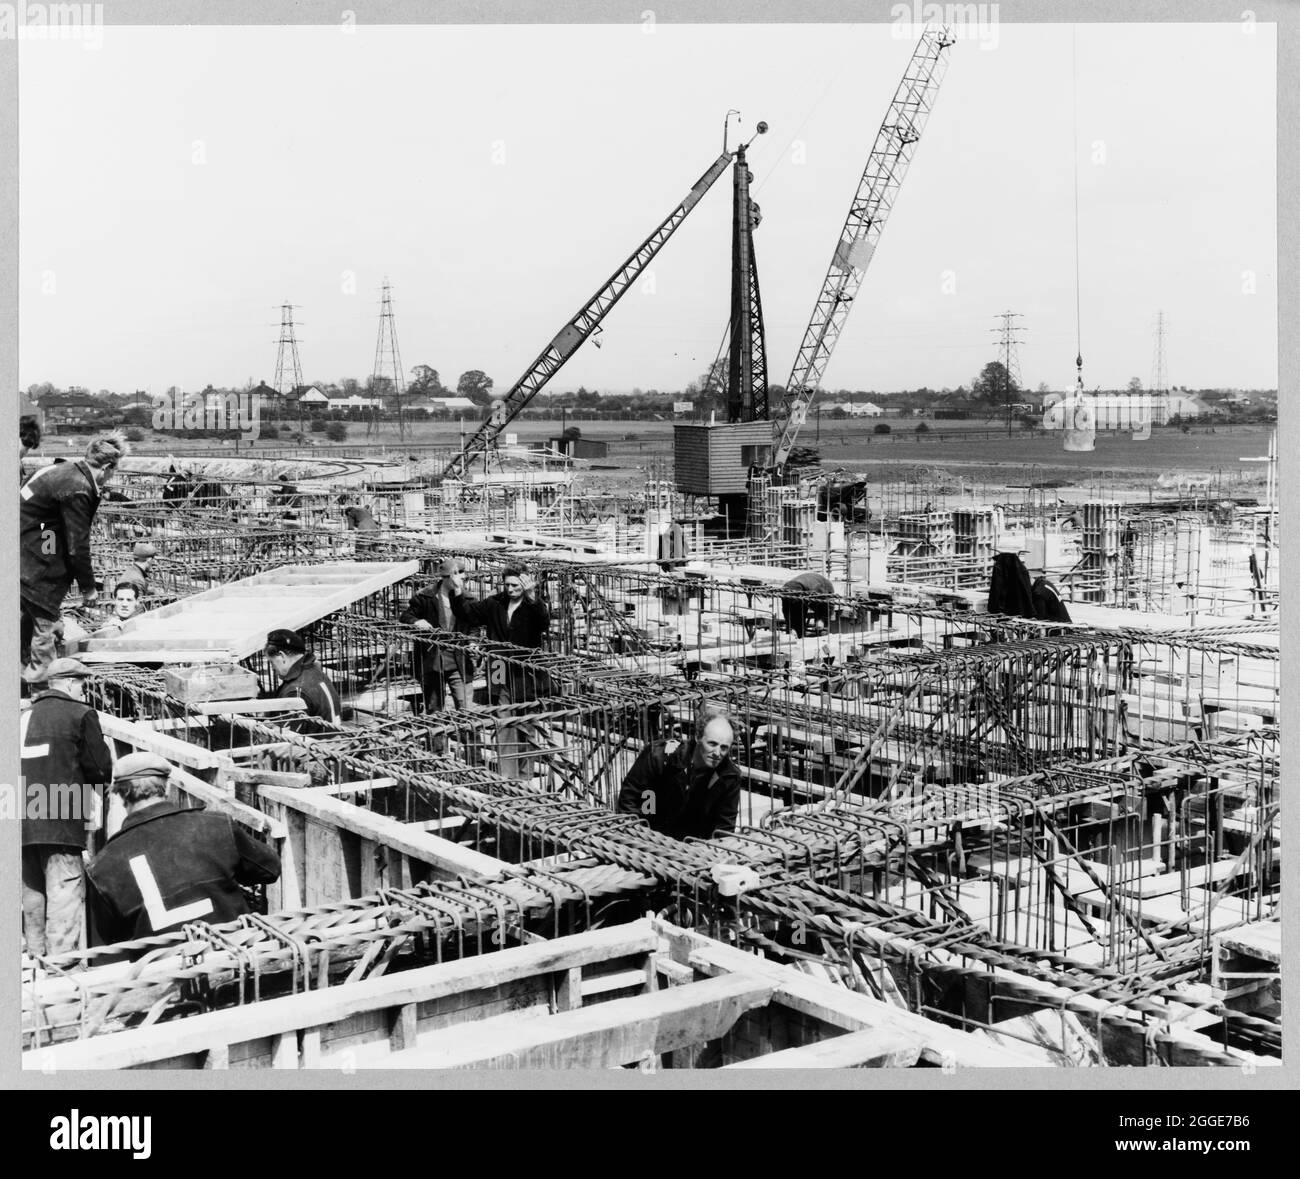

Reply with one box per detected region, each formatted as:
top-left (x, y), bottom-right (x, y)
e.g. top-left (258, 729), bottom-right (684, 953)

top-left (726, 140), bottom-right (768, 424)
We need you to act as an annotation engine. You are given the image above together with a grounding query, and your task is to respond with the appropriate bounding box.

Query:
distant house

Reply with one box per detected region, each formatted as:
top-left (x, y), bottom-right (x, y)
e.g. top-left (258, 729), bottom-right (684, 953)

top-left (419, 396), bottom-right (479, 415)
top-left (1159, 392), bottom-right (1208, 421)
top-left (328, 394), bottom-right (384, 413)
top-left (43, 398), bottom-right (101, 431)
top-left (297, 387), bottom-right (330, 413)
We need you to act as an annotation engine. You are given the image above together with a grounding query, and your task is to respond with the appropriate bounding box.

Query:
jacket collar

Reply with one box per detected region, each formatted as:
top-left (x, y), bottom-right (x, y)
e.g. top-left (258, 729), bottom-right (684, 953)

top-left (31, 688), bottom-right (80, 704)
top-left (114, 799), bottom-right (196, 838)
top-left (278, 652), bottom-right (316, 685)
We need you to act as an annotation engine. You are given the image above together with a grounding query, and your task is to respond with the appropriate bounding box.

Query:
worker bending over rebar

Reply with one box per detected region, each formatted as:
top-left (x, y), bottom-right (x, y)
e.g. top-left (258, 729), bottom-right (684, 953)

top-left (616, 704), bottom-right (741, 841)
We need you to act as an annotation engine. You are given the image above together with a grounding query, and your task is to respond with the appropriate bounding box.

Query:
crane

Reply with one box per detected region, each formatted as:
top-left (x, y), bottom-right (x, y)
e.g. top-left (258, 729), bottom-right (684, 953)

top-left (769, 25), bottom-right (955, 471)
top-left (441, 147), bottom-right (738, 483)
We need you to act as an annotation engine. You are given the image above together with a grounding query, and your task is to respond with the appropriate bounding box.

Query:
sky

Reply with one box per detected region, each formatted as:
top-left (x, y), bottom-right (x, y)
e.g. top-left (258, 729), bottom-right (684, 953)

top-left (18, 20), bottom-right (1277, 396)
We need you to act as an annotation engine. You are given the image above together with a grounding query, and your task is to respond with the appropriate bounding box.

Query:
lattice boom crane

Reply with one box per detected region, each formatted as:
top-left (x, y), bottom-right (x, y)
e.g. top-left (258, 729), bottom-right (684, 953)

top-left (770, 25), bottom-right (955, 470)
top-left (442, 151), bottom-right (735, 482)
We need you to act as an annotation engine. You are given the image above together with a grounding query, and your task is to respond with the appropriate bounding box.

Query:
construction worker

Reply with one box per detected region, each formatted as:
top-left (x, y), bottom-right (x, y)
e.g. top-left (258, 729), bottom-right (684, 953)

top-left (616, 706), bottom-right (742, 841)
top-left (20, 431), bottom-right (129, 681)
top-left (400, 558), bottom-right (474, 714)
top-left (19, 413), bottom-right (41, 487)
top-left (120, 541), bottom-right (158, 597)
top-left (451, 565), bottom-right (551, 704)
top-left (20, 657), bottom-right (113, 956)
top-left (94, 580), bottom-right (145, 636)
top-left (264, 628), bottom-right (343, 723)
top-left (86, 753), bottom-right (281, 947)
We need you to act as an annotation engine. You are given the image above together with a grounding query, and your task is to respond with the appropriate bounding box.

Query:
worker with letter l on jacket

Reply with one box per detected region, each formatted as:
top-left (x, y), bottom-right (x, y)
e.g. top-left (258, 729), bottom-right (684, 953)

top-left (86, 752), bottom-right (281, 950)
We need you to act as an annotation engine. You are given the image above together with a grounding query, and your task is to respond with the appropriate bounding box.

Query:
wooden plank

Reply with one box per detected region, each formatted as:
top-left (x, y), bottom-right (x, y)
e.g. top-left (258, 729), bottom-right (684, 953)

top-left (724, 1028), bottom-right (923, 1069)
top-left (555, 967), bottom-right (582, 1012)
top-left (580, 969), bottom-right (649, 1000)
top-left (171, 766), bottom-right (284, 839)
top-left (222, 767), bottom-right (312, 789)
top-left (258, 784), bottom-right (503, 882)
top-left (197, 698), bottom-right (306, 716)
top-left (26, 922), bottom-right (662, 1070)
top-left (97, 713), bottom-right (226, 771)
top-left (317, 778), bottom-right (399, 797)
top-left (1214, 920), bottom-right (1281, 964)
top-left (375, 973), bottom-right (775, 1070)
top-left (79, 560), bottom-right (419, 663)
top-left (270, 1031), bottom-right (298, 1070)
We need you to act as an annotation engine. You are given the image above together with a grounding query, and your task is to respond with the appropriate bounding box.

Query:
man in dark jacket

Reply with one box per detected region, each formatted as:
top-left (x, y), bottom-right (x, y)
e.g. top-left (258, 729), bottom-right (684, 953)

top-left (21, 657), bottom-right (114, 956)
top-left (264, 628), bottom-right (343, 723)
top-left (20, 431), bottom-right (129, 680)
top-left (86, 753), bottom-right (281, 949)
top-left (987, 547), bottom-right (1036, 619)
top-left (451, 565), bottom-right (551, 704)
top-left (617, 709), bottom-right (742, 842)
top-left (400, 558), bottom-right (474, 714)
top-left (1030, 571), bottom-right (1073, 623)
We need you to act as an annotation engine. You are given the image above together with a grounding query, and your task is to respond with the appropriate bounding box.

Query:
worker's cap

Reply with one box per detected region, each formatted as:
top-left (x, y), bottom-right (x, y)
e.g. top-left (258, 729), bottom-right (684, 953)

top-left (995, 535), bottom-right (1028, 554)
top-left (38, 657), bottom-right (92, 682)
top-left (435, 557), bottom-right (465, 578)
top-left (265, 628), bottom-right (307, 654)
top-left (113, 751), bottom-right (173, 783)
top-left (132, 541), bottom-right (158, 559)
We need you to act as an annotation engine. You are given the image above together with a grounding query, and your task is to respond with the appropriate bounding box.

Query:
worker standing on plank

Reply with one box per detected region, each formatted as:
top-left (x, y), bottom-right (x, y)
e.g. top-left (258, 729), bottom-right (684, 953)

top-left (263, 628), bottom-right (344, 723)
top-left (400, 558), bottom-right (474, 715)
top-left (616, 705), bottom-right (742, 841)
top-left (450, 565), bottom-right (550, 705)
top-left (86, 753), bottom-right (281, 948)
top-left (20, 657), bottom-right (114, 956)
top-left (20, 430), bottom-right (129, 682)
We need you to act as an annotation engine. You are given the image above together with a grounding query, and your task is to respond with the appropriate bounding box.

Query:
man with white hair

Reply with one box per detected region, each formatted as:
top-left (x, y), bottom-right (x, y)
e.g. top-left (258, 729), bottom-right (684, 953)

top-left (617, 704), bottom-right (743, 841)
top-left (20, 657), bottom-right (113, 956)
top-left (86, 752), bottom-right (281, 948)
top-left (20, 430), bottom-right (129, 682)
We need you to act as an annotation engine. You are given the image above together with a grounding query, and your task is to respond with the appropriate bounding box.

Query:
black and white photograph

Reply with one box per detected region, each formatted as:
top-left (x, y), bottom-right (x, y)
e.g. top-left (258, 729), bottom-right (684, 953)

top-left (4, 1), bottom-right (1288, 1106)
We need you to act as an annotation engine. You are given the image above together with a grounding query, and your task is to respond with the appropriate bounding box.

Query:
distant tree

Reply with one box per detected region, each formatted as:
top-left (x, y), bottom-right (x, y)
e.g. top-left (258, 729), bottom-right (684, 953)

top-left (873, 422), bottom-right (891, 435)
top-left (1036, 382), bottom-right (1050, 395)
top-left (122, 406), bottom-right (152, 428)
top-left (971, 360), bottom-right (1017, 405)
top-left (1127, 377), bottom-right (1143, 393)
top-left (914, 422), bottom-right (930, 433)
top-left (325, 421), bottom-right (347, 442)
top-left (409, 365), bottom-right (443, 395)
top-left (457, 370), bottom-right (494, 405)
top-left (340, 378), bottom-right (361, 398)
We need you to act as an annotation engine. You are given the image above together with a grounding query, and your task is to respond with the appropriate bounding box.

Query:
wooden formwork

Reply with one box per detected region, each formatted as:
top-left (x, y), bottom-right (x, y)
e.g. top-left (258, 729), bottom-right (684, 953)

top-left (23, 919), bottom-right (1047, 1071)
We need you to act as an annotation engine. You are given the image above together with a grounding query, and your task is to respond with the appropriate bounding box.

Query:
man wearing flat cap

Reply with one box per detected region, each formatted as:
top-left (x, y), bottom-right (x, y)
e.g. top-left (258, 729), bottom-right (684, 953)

top-left (399, 557), bottom-right (475, 715)
top-left (264, 628), bottom-right (343, 724)
top-left (85, 753), bottom-right (281, 948)
top-left (118, 540), bottom-right (158, 598)
top-left (21, 657), bottom-right (113, 956)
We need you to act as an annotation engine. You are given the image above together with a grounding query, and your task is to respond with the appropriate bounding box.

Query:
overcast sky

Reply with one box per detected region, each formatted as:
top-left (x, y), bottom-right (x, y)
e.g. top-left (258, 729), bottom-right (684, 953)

top-left (19, 20), bottom-right (1276, 395)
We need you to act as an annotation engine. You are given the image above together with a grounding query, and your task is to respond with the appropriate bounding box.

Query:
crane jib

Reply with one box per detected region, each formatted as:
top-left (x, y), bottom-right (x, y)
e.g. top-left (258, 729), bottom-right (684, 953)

top-left (441, 148), bottom-right (734, 481)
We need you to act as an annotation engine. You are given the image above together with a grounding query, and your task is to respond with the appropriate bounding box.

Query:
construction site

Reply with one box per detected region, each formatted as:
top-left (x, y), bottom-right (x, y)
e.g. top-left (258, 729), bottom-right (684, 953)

top-left (17, 27), bottom-right (1281, 1074)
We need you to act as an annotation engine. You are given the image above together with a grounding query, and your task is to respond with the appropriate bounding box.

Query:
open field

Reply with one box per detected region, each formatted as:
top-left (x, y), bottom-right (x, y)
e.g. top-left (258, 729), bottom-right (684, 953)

top-left (131, 418), bottom-right (1275, 494)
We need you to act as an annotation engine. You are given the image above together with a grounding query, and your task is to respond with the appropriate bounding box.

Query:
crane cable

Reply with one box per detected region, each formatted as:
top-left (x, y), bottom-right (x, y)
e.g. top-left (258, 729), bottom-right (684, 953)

top-left (1072, 26), bottom-right (1083, 392)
